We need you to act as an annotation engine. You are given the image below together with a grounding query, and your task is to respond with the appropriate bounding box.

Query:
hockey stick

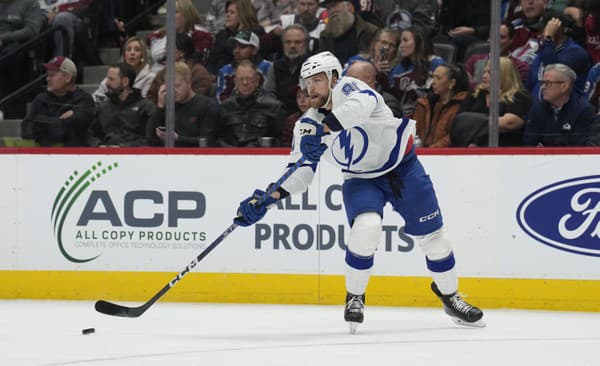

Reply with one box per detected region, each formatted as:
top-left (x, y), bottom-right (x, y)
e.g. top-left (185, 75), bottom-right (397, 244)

top-left (95, 155), bottom-right (307, 318)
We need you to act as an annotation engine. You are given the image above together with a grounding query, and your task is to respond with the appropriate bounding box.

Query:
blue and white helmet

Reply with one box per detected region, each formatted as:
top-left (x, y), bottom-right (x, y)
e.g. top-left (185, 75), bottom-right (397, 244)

top-left (300, 51), bottom-right (342, 87)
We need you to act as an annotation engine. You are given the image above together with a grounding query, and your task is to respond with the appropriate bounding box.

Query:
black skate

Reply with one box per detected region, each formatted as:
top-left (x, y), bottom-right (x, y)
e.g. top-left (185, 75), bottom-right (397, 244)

top-left (431, 282), bottom-right (485, 328)
top-left (344, 292), bottom-right (365, 334)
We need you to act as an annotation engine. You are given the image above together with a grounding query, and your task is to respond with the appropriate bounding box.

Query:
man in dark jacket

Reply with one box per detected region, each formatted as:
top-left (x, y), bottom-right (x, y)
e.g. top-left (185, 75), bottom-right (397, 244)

top-left (263, 24), bottom-right (310, 116)
top-left (524, 63), bottom-right (595, 146)
top-left (22, 56), bottom-right (94, 146)
top-left (318, 0), bottom-right (379, 64)
top-left (218, 60), bottom-right (286, 147)
top-left (88, 62), bottom-right (155, 147)
top-left (146, 62), bottom-right (219, 147)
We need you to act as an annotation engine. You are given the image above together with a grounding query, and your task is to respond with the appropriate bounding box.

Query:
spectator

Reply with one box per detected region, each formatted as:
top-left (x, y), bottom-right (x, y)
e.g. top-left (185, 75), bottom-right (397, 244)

top-left (279, 0), bottom-right (325, 53)
top-left (372, 0), bottom-right (437, 35)
top-left (88, 63), bottom-right (155, 147)
top-left (208, 0), bottom-right (264, 74)
top-left (583, 62), bottom-right (600, 112)
top-left (433, 0), bottom-right (491, 62)
top-left (346, 60), bottom-right (403, 118)
top-left (465, 23), bottom-right (530, 89)
top-left (412, 63), bottom-right (470, 147)
top-left (21, 56), bottom-right (94, 146)
top-left (343, 28), bottom-right (401, 89)
top-left (217, 60), bottom-right (286, 146)
top-left (318, 0), bottom-right (379, 65)
top-left (147, 33), bottom-right (217, 103)
top-left (255, 0), bottom-right (296, 30)
top-left (216, 31), bottom-right (272, 103)
top-left (524, 63), bottom-right (595, 146)
top-left (39, 0), bottom-right (99, 59)
top-left (452, 57), bottom-right (533, 147)
top-left (526, 10), bottom-right (591, 99)
top-left (94, 36), bottom-right (155, 102)
top-left (147, 0), bottom-right (213, 73)
top-left (263, 24), bottom-right (310, 115)
top-left (146, 62), bottom-right (219, 147)
top-left (261, 0), bottom-right (325, 57)
top-left (584, 0), bottom-right (600, 63)
top-left (508, 0), bottom-right (548, 64)
top-left (389, 25), bottom-right (446, 117)
top-left (280, 86), bottom-right (310, 147)
top-left (0, 0), bottom-right (42, 100)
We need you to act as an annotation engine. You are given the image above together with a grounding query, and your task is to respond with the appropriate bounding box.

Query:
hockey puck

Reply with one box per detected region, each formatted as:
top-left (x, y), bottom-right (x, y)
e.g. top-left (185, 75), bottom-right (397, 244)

top-left (81, 328), bottom-right (95, 335)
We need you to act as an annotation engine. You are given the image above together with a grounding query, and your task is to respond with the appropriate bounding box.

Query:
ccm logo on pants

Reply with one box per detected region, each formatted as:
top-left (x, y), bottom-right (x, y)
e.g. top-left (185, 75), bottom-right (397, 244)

top-left (419, 209), bottom-right (440, 223)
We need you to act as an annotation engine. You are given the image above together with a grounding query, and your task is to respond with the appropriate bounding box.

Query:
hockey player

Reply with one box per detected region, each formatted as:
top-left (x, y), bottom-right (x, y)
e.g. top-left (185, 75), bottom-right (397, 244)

top-left (234, 52), bottom-right (485, 333)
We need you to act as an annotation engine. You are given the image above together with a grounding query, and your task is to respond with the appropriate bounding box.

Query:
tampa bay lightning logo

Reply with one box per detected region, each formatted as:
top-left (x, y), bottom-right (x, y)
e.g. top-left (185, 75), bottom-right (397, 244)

top-left (331, 127), bottom-right (368, 170)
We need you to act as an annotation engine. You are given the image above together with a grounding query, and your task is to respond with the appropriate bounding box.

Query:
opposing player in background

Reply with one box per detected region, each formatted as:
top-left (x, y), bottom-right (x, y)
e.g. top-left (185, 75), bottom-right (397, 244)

top-left (234, 51), bottom-right (484, 333)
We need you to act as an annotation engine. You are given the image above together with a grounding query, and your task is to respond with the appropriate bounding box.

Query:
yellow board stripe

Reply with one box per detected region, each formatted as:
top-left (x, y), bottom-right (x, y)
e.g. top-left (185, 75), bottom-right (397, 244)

top-left (2, 271), bottom-right (600, 312)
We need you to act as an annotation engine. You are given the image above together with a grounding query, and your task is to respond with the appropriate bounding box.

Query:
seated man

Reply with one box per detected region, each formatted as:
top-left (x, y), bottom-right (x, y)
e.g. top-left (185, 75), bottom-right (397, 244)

top-left (87, 62), bottom-right (155, 147)
top-left (217, 60), bottom-right (286, 147)
top-left (263, 24), bottom-right (310, 116)
top-left (216, 31), bottom-right (271, 104)
top-left (146, 62), bottom-right (219, 147)
top-left (346, 60), bottom-right (403, 118)
top-left (21, 56), bottom-right (94, 146)
top-left (524, 63), bottom-right (595, 146)
top-left (526, 10), bottom-right (590, 99)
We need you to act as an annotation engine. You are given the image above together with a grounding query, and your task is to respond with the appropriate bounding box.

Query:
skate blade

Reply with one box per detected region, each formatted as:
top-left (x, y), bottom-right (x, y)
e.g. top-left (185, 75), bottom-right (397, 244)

top-left (451, 317), bottom-right (486, 328)
top-left (348, 322), bottom-right (359, 334)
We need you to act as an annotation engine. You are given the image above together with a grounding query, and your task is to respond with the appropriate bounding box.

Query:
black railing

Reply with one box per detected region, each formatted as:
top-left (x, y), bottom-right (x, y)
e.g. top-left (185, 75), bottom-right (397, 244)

top-left (0, 25), bottom-right (68, 66)
top-left (124, 0), bottom-right (167, 35)
top-left (0, 25), bottom-right (69, 113)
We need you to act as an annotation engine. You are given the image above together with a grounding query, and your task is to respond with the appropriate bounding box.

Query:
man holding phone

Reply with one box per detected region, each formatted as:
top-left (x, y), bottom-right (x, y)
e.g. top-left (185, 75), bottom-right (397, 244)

top-left (146, 62), bottom-right (219, 147)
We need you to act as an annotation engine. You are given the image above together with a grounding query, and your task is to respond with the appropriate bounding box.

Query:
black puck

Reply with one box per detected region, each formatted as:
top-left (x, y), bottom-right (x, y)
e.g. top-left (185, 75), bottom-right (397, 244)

top-left (82, 328), bottom-right (95, 335)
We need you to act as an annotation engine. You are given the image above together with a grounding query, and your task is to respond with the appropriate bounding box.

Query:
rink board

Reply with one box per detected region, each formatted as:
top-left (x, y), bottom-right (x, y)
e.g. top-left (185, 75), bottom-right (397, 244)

top-left (0, 148), bottom-right (599, 311)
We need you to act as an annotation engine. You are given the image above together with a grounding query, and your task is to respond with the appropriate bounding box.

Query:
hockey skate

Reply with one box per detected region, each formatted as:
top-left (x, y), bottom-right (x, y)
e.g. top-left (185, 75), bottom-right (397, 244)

top-left (344, 292), bottom-right (365, 334)
top-left (431, 282), bottom-right (486, 328)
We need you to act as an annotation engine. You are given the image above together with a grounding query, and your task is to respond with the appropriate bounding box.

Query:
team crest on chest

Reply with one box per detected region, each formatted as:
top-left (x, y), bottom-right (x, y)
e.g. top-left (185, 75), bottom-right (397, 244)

top-left (331, 127), bottom-right (369, 170)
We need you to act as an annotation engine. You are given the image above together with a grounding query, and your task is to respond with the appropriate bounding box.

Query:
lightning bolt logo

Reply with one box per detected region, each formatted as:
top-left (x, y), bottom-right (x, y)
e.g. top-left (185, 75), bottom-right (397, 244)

top-left (338, 131), bottom-right (354, 169)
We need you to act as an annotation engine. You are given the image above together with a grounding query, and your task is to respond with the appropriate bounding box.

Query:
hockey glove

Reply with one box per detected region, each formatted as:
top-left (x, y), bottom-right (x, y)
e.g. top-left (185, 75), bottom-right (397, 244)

top-left (299, 123), bottom-right (327, 162)
top-left (234, 189), bottom-right (277, 227)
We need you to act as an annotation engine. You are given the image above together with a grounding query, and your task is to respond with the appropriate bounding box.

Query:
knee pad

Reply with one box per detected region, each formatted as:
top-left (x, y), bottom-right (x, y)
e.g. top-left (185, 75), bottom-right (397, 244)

top-left (347, 212), bottom-right (382, 257)
top-left (416, 227), bottom-right (452, 260)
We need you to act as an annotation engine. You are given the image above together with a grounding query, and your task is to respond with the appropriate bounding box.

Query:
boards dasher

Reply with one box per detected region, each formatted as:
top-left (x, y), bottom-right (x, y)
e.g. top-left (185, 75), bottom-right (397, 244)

top-left (235, 51), bottom-right (485, 333)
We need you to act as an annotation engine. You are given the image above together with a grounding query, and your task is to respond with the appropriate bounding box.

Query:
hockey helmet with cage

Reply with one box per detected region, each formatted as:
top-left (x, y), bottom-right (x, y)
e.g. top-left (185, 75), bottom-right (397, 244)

top-left (300, 51), bottom-right (342, 86)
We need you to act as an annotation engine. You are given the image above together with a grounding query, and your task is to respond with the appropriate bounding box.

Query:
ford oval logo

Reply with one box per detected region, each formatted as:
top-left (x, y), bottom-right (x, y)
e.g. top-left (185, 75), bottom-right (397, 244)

top-left (516, 176), bottom-right (600, 256)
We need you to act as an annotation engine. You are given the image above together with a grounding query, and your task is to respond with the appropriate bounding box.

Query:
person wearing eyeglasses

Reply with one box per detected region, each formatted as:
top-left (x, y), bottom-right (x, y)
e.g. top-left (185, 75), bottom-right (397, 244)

top-left (524, 63), bottom-right (596, 146)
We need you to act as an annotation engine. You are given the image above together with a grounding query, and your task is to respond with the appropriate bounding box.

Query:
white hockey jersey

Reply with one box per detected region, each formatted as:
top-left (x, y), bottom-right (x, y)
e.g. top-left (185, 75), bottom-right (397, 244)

top-left (280, 76), bottom-right (416, 196)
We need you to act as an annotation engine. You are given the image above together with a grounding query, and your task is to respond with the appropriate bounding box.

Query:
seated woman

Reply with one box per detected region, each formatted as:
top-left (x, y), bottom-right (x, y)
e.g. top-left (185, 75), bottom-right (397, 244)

top-left (147, 0), bottom-right (214, 73)
top-left (412, 63), bottom-right (470, 147)
top-left (452, 57), bottom-right (533, 146)
top-left (389, 25), bottom-right (446, 117)
top-left (93, 36), bottom-right (155, 102)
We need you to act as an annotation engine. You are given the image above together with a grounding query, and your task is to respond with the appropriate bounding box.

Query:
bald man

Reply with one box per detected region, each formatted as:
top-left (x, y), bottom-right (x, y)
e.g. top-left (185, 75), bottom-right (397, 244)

top-left (346, 61), bottom-right (403, 118)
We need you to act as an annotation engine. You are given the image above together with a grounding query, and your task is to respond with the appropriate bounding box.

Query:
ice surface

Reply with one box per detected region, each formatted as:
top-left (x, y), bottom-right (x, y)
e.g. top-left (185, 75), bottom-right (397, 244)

top-left (1, 300), bottom-right (599, 366)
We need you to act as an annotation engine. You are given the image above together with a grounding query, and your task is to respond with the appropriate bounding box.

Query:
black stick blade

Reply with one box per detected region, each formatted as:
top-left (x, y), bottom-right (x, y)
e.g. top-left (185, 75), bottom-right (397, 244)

top-left (95, 300), bottom-right (141, 318)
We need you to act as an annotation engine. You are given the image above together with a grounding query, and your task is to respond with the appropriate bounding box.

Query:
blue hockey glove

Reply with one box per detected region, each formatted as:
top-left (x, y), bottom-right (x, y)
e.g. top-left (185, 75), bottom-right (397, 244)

top-left (234, 189), bottom-right (277, 227)
top-left (299, 123), bottom-right (327, 162)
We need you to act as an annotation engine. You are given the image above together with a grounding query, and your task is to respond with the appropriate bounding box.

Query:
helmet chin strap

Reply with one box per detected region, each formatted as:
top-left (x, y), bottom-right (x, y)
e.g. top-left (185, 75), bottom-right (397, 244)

top-left (320, 75), bottom-right (334, 109)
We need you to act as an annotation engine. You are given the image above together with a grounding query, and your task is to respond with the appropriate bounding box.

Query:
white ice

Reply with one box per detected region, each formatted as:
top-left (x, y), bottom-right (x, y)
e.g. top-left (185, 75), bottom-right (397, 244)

top-left (1, 300), bottom-right (600, 366)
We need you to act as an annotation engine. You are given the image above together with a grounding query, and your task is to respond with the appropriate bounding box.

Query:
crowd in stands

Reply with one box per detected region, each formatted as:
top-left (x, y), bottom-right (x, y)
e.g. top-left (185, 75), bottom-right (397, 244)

top-left (2, 0), bottom-right (600, 147)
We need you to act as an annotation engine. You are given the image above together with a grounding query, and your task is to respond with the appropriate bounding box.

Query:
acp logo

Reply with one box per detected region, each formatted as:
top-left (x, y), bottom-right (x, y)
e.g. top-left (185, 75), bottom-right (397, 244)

top-left (516, 176), bottom-right (600, 256)
top-left (52, 161), bottom-right (119, 263)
